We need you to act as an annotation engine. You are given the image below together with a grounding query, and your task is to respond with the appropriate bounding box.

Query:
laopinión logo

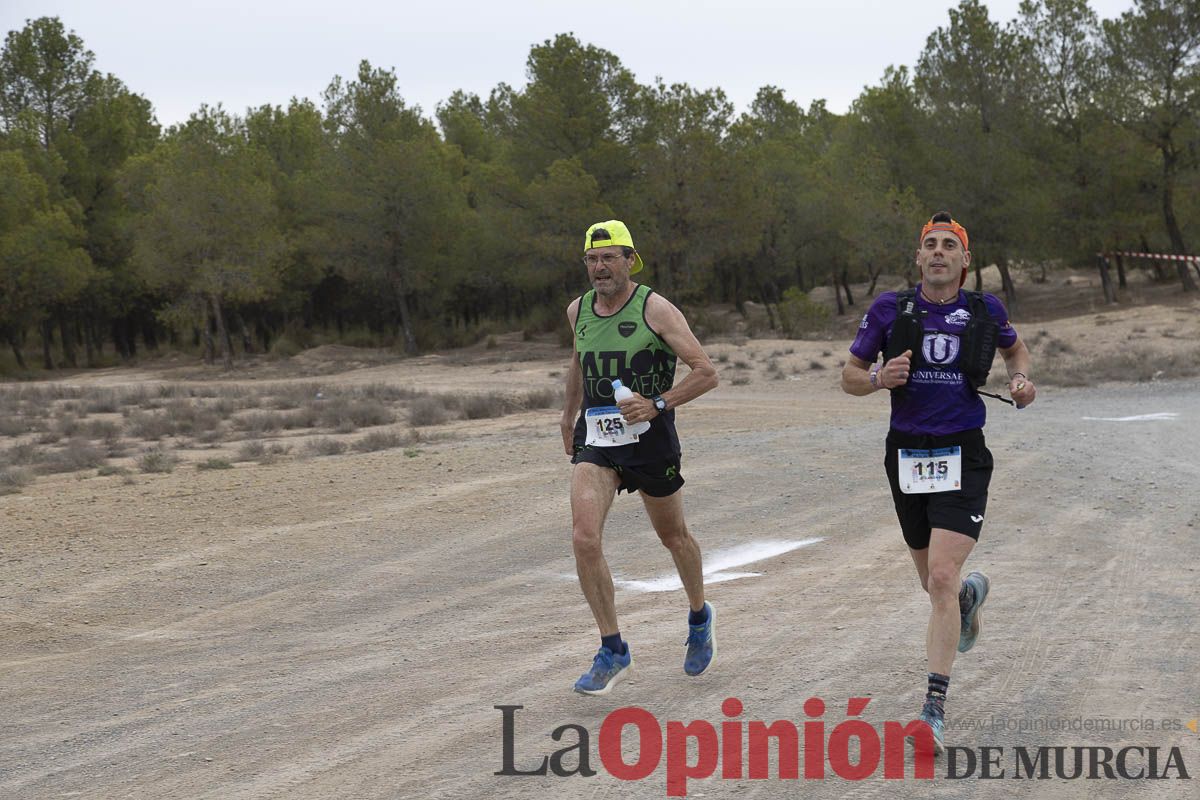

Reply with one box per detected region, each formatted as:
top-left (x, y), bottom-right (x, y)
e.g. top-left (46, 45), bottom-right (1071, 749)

top-left (494, 700), bottom-right (1192, 797)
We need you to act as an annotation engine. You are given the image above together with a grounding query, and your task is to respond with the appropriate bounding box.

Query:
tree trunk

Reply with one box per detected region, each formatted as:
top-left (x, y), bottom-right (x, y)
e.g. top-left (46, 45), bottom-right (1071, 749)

top-left (5, 329), bottom-right (26, 370)
top-left (390, 274), bottom-right (419, 355)
top-left (1140, 234), bottom-right (1166, 280)
top-left (238, 314), bottom-right (254, 355)
top-left (1113, 252), bottom-right (1127, 289)
top-left (201, 317), bottom-right (215, 365)
top-left (83, 314), bottom-right (97, 367)
top-left (58, 313), bottom-right (77, 368)
top-left (1097, 256), bottom-right (1116, 304)
top-left (832, 267), bottom-right (845, 316)
top-left (839, 267), bottom-right (854, 307)
top-left (996, 256), bottom-right (1017, 311)
top-left (866, 260), bottom-right (881, 296)
top-left (40, 319), bottom-right (55, 370)
top-left (210, 295), bottom-right (233, 370)
top-left (1161, 147), bottom-right (1197, 292)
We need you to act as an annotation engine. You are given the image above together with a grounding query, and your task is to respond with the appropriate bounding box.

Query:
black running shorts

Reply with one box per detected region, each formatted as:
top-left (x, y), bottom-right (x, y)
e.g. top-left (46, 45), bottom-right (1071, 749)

top-left (884, 428), bottom-right (993, 549)
top-left (572, 446), bottom-right (685, 498)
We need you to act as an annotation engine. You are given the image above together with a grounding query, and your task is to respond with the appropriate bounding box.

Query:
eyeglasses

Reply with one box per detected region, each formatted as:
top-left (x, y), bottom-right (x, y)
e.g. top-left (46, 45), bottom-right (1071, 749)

top-left (583, 253), bottom-right (627, 268)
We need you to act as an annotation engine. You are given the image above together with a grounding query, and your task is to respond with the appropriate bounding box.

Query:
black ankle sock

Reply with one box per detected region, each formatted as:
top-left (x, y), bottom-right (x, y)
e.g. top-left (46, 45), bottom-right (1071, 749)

top-left (601, 633), bottom-right (626, 656)
top-left (927, 672), bottom-right (949, 715)
top-left (688, 604), bottom-right (709, 625)
top-left (959, 581), bottom-right (975, 616)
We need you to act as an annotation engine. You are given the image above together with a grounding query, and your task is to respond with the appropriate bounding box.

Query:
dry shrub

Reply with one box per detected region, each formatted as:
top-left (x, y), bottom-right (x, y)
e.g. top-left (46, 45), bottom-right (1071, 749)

top-left (360, 383), bottom-right (413, 402)
top-left (0, 415), bottom-right (28, 437)
top-left (84, 390), bottom-right (120, 414)
top-left (234, 411), bottom-right (286, 436)
top-left (459, 393), bottom-right (508, 420)
top-left (319, 399), bottom-right (395, 430)
top-left (163, 401), bottom-right (222, 437)
top-left (137, 446), bottom-right (179, 474)
top-left (267, 383), bottom-right (318, 410)
top-left (280, 406), bottom-right (320, 430)
top-left (0, 465), bottom-right (33, 494)
top-left (235, 441), bottom-right (266, 462)
top-left (197, 457), bottom-right (233, 470)
top-left (409, 396), bottom-right (451, 427)
top-left (306, 437), bottom-right (347, 456)
top-left (519, 387), bottom-right (562, 410)
top-left (3, 442), bottom-right (43, 466)
top-left (351, 430), bottom-right (413, 453)
top-left (258, 443), bottom-right (291, 464)
top-left (125, 411), bottom-right (177, 440)
top-left (40, 438), bottom-right (106, 474)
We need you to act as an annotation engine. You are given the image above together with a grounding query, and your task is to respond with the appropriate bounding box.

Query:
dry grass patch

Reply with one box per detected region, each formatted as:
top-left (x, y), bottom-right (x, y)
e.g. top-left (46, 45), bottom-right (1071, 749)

top-left (409, 396), bottom-right (451, 427)
top-left (197, 457), bottom-right (234, 470)
top-left (136, 446), bottom-right (179, 474)
top-left (305, 437), bottom-right (347, 457)
top-left (351, 430), bottom-right (417, 453)
top-left (0, 465), bottom-right (33, 494)
top-left (40, 438), bottom-right (106, 474)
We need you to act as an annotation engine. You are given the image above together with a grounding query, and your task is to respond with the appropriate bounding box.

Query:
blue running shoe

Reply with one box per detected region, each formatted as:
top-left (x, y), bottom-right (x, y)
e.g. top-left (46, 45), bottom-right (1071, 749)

top-left (917, 699), bottom-right (946, 756)
top-left (958, 571), bottom-right (990, 653)
top-left (574, 646), bottom-right (632, 695)
top-left (684, 602), bottom-right (716, 676)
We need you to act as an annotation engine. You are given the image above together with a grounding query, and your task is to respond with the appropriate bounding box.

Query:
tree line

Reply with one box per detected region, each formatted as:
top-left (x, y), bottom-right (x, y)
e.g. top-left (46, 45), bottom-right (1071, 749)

top-left (1, 0), bottom-right (1198, 370)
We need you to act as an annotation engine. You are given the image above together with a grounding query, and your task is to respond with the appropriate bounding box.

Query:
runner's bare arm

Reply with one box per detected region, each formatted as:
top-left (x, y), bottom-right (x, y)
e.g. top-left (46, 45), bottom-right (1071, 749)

top-left (617, 294), bottom-right (718, 423)
top-left (841, 354), bottom-right (877, 396)
top-left (561, 298), bottom-right (583, 455)
top-left (999, 337), bottom-right (1036, 407)
top-left (842, 351), bottom-right (911, 395)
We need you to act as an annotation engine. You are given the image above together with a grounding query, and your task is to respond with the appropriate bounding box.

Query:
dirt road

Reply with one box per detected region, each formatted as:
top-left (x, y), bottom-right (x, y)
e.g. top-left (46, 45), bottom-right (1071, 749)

top-left (2, 353), bottom-right (1198, 798)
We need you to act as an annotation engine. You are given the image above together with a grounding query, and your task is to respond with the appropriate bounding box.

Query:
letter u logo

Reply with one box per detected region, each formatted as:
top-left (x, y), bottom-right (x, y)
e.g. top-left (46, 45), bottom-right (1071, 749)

top-left (922, 333), bottom-right (960, 365)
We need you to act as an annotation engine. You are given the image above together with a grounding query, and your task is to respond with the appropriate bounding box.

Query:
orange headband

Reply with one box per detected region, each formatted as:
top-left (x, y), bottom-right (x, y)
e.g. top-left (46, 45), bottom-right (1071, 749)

top-left (919, 218), bottom-right (968, 251)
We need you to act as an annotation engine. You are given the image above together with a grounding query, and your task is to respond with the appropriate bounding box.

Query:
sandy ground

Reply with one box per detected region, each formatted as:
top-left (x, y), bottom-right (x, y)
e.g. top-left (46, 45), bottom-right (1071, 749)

top-left (2, 298), bottom-right (1199, 799)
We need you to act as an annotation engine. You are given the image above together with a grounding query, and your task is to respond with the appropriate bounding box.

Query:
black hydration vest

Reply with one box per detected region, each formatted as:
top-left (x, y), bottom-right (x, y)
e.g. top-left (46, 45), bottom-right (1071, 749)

top-left (882, 290), bottom-right (999, 391)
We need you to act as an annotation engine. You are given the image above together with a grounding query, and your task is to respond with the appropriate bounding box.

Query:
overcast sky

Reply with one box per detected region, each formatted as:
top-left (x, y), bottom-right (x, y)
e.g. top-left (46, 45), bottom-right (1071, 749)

top-left (3, 0), bottom-right (1136, 129)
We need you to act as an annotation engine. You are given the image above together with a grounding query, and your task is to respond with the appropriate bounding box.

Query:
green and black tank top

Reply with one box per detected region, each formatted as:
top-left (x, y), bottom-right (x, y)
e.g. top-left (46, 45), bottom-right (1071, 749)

top-left (572, 284), bottom-right (680, 463)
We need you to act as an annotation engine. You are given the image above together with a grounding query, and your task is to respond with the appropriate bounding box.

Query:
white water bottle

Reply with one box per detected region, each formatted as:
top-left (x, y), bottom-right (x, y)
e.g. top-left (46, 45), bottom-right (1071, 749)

top-left (611, 379), bottom-right (651, 435)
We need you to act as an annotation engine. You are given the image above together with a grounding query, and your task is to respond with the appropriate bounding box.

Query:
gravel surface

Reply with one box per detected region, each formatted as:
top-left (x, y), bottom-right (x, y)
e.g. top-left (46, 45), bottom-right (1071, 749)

top-left (2, 348), bottom-right (1198, 799)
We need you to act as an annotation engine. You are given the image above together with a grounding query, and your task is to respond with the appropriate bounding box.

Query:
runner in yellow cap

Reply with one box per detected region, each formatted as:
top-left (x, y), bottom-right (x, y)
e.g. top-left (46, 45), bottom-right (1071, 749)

top-left (561, 219), bottom-right (720, 694)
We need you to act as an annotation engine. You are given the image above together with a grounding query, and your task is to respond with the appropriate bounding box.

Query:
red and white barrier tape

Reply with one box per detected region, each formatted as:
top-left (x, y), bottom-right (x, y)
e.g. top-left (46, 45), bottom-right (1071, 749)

top-left (1100, 251), bottom-right (1200, 263)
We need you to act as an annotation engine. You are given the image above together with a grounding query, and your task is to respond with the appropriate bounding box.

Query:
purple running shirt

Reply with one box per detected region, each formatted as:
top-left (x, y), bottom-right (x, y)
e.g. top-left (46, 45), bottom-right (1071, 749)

top-left (849, 285), bottom-right (1018, 436)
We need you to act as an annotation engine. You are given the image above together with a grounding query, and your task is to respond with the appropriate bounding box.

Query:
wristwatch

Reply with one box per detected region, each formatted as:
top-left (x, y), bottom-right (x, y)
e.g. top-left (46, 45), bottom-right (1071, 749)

top-left (869, 367), bottom-right (881, 388)
top-left (652, 395), bottom-right (668, 413)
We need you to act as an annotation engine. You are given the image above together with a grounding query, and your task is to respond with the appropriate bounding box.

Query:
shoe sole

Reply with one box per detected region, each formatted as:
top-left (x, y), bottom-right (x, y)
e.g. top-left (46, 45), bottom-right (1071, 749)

top-left (958, 572), bottom-right (990, 654)
top-left (574, 658), bottom-right (633, 696)
top-left (685, 602), bottom-right (717, 676)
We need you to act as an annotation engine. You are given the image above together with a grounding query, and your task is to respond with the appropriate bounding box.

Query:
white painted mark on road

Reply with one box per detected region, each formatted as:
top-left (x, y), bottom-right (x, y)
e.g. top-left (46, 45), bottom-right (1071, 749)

top-left (1081, 412), bottom-right (1179, 422)
top-left (613, 538), bottom-right (824, 593)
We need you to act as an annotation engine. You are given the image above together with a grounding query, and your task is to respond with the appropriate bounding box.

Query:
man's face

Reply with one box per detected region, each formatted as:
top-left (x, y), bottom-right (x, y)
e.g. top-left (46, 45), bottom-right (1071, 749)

top-left (584, 245), bottom-right (633, 297)
top-left (915, 231), bottom-right (971, 289)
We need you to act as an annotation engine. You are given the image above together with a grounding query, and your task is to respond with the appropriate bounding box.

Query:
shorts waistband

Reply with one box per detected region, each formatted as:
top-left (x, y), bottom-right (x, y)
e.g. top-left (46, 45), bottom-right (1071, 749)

top-left (886, 427), bottom-right (984, 449)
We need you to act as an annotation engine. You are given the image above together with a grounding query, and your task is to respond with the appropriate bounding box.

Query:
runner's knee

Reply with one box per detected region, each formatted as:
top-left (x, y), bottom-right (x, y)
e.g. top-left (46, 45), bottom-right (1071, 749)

top-left (654, 524), bottom-right (689, 551)
top-left (572, 525), bottom-right (603, 558)
top-left (926, 563), bottom-right (960, 598)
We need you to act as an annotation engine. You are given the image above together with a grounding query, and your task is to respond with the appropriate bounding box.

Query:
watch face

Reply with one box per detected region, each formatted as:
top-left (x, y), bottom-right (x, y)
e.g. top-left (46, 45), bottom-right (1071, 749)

top-left (655, 397), bottom-right (667, 411)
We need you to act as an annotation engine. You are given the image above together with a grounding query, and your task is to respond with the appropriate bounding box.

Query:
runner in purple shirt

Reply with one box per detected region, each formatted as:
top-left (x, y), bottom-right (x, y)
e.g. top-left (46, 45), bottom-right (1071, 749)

top-left (841, 212), bottom-right (1037, 755)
